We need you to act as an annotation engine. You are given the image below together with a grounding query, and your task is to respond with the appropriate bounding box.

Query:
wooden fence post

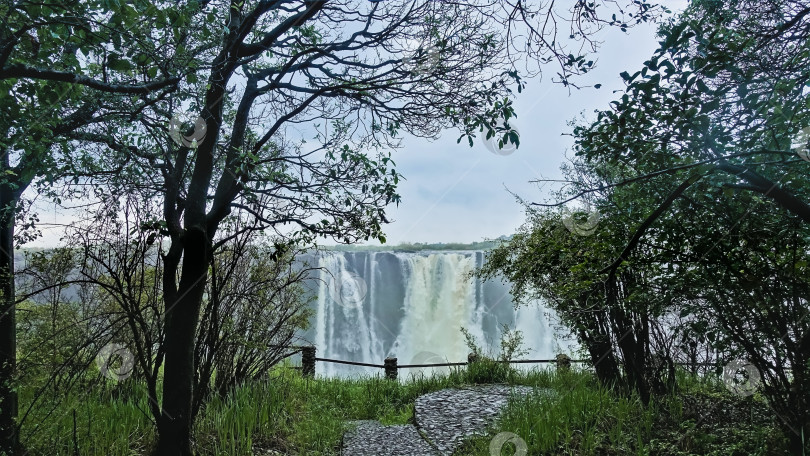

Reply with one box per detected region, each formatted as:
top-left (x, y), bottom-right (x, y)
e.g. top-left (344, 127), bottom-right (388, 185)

top-left (555, 353), bottom-right (571, 371)
top-left (384, 357), bottom-right (398, 380)
top-left (302, 346), bottom-right (316, 378)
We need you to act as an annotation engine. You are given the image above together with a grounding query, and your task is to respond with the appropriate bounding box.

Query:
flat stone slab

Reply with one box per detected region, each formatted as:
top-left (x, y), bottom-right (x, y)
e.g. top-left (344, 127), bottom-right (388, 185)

top-left (414, 384), bottom-right (537, 455)
top-left (340, 384), bottom-right (554, 455)
top-left (342, 420), bottom-right (438, 456)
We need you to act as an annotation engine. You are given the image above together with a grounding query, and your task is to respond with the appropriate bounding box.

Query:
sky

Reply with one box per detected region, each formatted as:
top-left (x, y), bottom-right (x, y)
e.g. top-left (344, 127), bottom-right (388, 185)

top-left (373, 6), bottom-right (688, 246)
top-left (28, 2), bottom-right (689, 248)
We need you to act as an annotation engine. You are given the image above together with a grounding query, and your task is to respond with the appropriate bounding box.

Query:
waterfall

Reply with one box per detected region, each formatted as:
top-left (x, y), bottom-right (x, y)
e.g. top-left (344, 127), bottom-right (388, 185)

top-left (308, 250), bottom-right (571, 377)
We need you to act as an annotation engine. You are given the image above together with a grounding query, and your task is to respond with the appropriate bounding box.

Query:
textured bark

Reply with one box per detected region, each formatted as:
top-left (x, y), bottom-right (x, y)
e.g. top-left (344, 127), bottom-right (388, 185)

top-left (153, 230), bottom-right (209, 456)
top-left (0, 188), bottom-right (18, 455)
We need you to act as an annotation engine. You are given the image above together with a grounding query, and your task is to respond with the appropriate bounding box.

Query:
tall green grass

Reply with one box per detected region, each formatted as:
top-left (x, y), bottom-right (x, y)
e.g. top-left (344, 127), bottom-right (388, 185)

top-left (194, 362), bottom-right (533, 455)
top-left (453, 368), bottom-right (787, 456)
top-left (18, 381), bottom-right (156, 455)
top-left (18, 362), bottom-right (788, 455)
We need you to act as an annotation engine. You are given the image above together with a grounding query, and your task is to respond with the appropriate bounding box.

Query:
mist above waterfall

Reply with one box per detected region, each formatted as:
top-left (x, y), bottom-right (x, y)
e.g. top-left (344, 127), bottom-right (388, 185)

top-left (304, 250), bottom-right (572, 377)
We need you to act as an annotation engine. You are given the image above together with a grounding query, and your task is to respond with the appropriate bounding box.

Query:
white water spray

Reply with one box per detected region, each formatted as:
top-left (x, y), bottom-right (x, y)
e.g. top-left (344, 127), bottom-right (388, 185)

top-left (311, 251), bottom-right (570, 377)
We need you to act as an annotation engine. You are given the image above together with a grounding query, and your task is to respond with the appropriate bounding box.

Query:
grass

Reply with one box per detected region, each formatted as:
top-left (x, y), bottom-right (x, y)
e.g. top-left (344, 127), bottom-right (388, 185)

top-left (454, 368), bottom-right (788, 455)
top-left (17, 360), bottom-right (791, 455)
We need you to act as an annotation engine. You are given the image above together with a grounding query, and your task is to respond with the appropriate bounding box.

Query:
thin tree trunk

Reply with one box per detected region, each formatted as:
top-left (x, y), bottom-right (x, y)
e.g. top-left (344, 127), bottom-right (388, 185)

top-left (783, 349), bottom-right (810, 455)
top-left (578, 309), bottom-right (622, 388)
top-left (0, 188), bottom-right (18, 455)
top-left (154, 230), bottom-right (209, 456)
top-left (784, 419), bottom-right (808, 456)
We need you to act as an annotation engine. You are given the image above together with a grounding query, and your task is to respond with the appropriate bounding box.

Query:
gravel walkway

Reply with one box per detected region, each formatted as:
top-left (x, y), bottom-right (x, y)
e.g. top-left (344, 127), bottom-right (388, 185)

top-left (341, 384), bottom-right (550, 456)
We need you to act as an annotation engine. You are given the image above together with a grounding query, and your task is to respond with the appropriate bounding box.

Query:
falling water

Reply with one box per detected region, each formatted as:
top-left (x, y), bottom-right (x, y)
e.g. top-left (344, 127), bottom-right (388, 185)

top-left (307, 250), bottom-right (572, 377)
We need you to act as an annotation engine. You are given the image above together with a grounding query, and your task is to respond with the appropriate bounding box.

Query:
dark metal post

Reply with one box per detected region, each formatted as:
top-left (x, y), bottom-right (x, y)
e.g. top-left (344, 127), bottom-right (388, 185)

top-left (302, 346), bottom-right (316, 378)
top-left (384, 357), bottom-right (398, 380)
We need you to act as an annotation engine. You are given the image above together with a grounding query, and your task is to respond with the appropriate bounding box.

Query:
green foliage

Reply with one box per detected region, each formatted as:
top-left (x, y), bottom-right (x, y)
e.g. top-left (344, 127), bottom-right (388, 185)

top-left (197, 236), bottom-right (315, 405)
top-left (17, 248), bottom-right (96, 389)
top-left (17, 362), bottom-right (791, 455)
top-left (16, 300), bottom-right (89, 384)
top-left (484, 0), bottom-right (810, 449)
top-left (18, 380), bottom-right (156, 455)
top-left (456, 369), bottom-right (786, 456)
top-left (458, 325), bottom-right (531, 384)
top-left (567, 0), bottom-right (810, 448)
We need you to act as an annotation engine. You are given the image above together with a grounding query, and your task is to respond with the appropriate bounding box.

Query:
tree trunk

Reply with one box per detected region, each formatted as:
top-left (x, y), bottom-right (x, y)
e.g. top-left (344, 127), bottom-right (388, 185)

top-left (784, 421), bottom-right (808, 456)
top-left (154, 230), bottom-right (209, 456)
top-left (577, 313), bottom-right (622, 389)
top-left (0, 188), bottom-right (18, 455)
top-left (783, 359), bottom-right (810, 456)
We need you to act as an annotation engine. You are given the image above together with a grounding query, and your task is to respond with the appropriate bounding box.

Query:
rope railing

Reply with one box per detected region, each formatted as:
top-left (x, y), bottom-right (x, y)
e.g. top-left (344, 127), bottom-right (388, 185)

top-left (283, 346), bottom-right (733, 378)
top-left (299, 346), bottom-right (585, 380)
top-left (313, 357), bottom-right (386, 369)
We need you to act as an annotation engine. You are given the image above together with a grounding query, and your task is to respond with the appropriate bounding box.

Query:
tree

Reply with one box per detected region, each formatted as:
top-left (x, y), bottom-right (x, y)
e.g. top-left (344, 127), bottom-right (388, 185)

top-left (60, 1), bottom-right (664, 453)
top-left (478, 208), bottom-right (624, 388)
top-left (542, 0), bottom-right (810, 451)
top-left (0, 1), bottom-right (184, 451)
top-left (193, 222), bottom-right (314, 419)
top-left (478, 184), bottom-right (680, 404)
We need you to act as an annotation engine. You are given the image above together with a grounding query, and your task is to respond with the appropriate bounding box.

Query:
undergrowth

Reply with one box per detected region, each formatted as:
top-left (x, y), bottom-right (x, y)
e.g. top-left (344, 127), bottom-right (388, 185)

top-left (18, 363), bottom-right (789, 455)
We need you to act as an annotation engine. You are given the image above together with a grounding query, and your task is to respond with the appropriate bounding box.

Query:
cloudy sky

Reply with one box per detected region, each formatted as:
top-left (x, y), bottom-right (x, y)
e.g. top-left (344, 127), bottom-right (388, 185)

top-left (28, 3), bottom-right (688, 248)
top-left (374, 4), bottom-right (688, 246)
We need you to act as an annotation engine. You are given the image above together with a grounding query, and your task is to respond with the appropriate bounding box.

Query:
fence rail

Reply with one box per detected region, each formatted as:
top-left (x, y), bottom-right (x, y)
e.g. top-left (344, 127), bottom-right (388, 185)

top-left (286, 346), bottom-right (777, 379)
top-left (300, 346), bottom-right (587, 380)
top-left (313, 357), bottom-right (385, 369)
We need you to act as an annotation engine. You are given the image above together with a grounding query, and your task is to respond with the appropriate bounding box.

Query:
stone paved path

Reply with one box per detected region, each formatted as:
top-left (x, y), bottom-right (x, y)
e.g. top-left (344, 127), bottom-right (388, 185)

top-left (341, 420), bottom-right (438, 456)
top-left (341, 384), bottom-right (550, 456)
